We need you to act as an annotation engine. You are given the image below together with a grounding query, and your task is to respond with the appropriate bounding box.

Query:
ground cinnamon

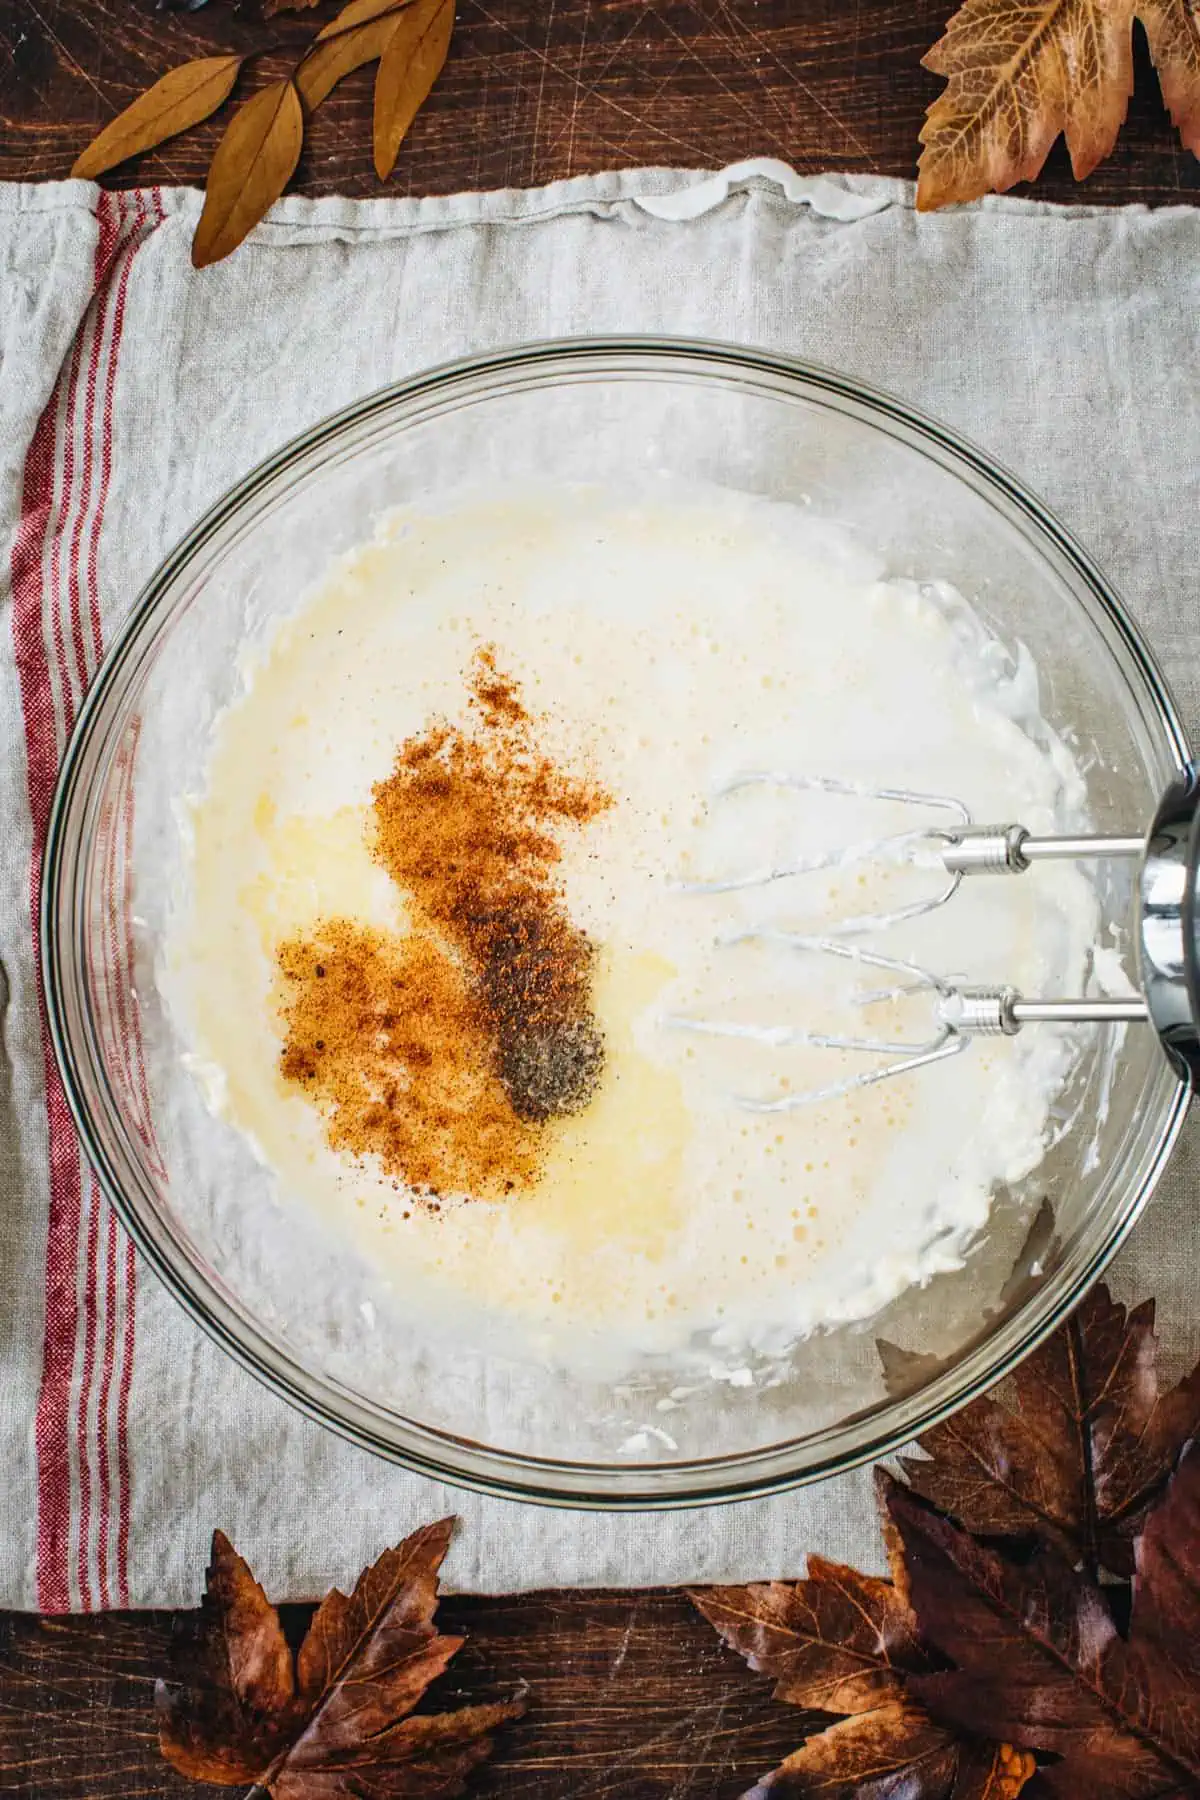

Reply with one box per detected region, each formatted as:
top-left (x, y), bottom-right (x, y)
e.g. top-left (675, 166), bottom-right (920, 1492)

top-left (275, 647), bottom-right (611, 1199)
top-left (277, 922), bottom-right (541, 1200)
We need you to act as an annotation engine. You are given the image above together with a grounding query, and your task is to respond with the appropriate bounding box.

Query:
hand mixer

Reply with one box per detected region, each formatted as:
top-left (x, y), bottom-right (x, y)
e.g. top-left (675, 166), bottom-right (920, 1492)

top-left (670, 764), bottom-right (1200, 1109)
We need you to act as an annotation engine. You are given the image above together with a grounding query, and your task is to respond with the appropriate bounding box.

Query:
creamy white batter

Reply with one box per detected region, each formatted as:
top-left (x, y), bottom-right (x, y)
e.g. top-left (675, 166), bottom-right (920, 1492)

top-left (166, 482), bottom-right (1103, 1366)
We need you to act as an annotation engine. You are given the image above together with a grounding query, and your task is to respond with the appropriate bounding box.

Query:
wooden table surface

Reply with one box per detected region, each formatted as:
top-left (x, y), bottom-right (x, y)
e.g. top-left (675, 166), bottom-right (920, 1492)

top-left (3, 0), bottom-right (1198, 203)
top-left (1, 2), bottom-right (1197, 1795)
top-left (0, 1590), bottom-right (835, 1798)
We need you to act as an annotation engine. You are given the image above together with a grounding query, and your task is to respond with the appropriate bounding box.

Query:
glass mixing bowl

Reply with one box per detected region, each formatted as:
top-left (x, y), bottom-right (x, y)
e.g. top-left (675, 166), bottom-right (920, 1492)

top-left (43, 337), bottom-right (1191, 1506)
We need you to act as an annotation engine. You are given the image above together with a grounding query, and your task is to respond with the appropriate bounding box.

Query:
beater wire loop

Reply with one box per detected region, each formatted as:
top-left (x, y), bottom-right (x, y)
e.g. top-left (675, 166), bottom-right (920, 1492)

top-left (670, 774), bottom-right (1147, 1108)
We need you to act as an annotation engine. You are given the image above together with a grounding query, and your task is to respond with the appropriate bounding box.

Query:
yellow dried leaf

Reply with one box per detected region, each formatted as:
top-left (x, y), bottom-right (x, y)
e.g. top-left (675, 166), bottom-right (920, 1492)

top-left (191, 79), bottom-right (304, 269)
top-left (1139, 0), bottom-right (1200, 153)
top-left (316, 0), bottom-right (415, 43)
top-left (71, 55), bottom-right (243, 180)
top-left (373, 0), bottom-right (454, 179)
top-left (297, 12), bottom-right (407, 110)
top-left (917, 0), bottom-right (1136, 210)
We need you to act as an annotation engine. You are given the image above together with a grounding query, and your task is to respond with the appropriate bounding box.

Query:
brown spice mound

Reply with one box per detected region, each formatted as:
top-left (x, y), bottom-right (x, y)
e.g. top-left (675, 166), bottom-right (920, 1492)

top-left (275, 647), bottom-right (612, 1198)
top-left (278, 923), bottom-right (542, 1199)
top-left (373, 647), bottom-right (612, 1123)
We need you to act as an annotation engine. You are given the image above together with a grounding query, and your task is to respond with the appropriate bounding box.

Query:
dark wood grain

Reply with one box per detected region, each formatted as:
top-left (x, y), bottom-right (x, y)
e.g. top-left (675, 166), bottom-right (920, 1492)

top-left (0, 0), bottom-right (1197, 204)
top-left (0, 1589), bottom-right (824, 1798)
top-left (0, 3), bottom-right (1196, 1795)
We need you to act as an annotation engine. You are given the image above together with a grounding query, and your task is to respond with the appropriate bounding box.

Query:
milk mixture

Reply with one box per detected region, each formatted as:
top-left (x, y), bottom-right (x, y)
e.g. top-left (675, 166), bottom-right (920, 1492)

top-left (168, 483), bottom-right (1103, 1363)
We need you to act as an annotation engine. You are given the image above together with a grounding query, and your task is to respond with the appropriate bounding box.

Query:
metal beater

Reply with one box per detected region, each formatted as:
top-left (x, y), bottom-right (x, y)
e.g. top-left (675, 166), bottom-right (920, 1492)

top-left (669, 765), bottom-right (1200, 1108)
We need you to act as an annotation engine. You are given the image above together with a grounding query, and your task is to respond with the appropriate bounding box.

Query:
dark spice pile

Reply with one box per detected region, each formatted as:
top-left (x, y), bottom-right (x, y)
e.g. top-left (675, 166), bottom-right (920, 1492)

top-left (276, 647), bottom-right (612, 1199)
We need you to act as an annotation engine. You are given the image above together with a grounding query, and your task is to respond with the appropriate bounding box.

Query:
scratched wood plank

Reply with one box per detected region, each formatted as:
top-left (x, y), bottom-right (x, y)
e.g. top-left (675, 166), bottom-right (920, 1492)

top-left (0, 1590), bottom-right (822, 1798)
top-left (1, 0), bottom-right (1196, 202)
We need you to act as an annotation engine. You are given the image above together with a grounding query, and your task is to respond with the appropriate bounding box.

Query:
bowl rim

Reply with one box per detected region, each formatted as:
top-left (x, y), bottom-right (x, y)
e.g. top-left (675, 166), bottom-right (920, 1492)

top-left (41, 333), bottom-right (1194, 1508)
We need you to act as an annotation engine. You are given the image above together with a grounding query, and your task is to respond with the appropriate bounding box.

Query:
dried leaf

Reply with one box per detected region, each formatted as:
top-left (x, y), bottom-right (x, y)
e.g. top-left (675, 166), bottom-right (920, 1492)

top-left (917, 0), bottom-right (1136, 210)
top-left (373, 0), bottom-right (454, 179)
top-left (156, 1519), bottom-right (524, 1797)
top-left (316, 0), bottom-right (415, 40)
top-left (157, 1531), bottom-right (295, 1784)
top-left (692, 1512), bottom-right (1034, 1800)
top-left (292, 1521), bottom-right (460, 1749)
top-left (761, 1717), bottom-right (1035, 1800)
top-left (71, 54), bottom-right (242, 179)
top-left (899, 1282), bottom-right (1200, 1577)
top-left (951, 1742), bottom-right (1040, 1800)
top-left (743, 1711), bottom-right (1032, 1800)
top-left (889, 1452), bottom-right (1200, 1797)
top-left (695, 1289), bottom-right (1200, 1800)
top-left (265, 0), bottom-right (323, 13)
top-left (297, 11), bottom-right (409, 110)
top-left (1139, 0), bottom-right (1200, 153)
top-left (192, 78), bottom-right (304, 269)
top-left (743, 1700), bottom-right (960, 1799)
top-left (692, 1558), bottom-right (930, 1715)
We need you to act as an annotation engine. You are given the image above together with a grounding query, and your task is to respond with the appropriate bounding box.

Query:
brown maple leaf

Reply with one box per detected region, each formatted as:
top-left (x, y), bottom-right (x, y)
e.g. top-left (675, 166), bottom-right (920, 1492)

top-left (899, 1283), bottom-right (1200, 1579)
top-left (694, 1286), bottom-right (1200, 1798)
top-left (156, 1519), bottom-right (525, 1797)
top-left (917, 0), bottom-right (1200, 210)
top-left (888, 1444), bottom-right (1200, 1797)
top-left (1140, 0), bottom-right (1200, 151)
top-left (691, 1494), bottom-right (1035, 1799)
top-left (917, 0), bottom-right (1137, 208)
